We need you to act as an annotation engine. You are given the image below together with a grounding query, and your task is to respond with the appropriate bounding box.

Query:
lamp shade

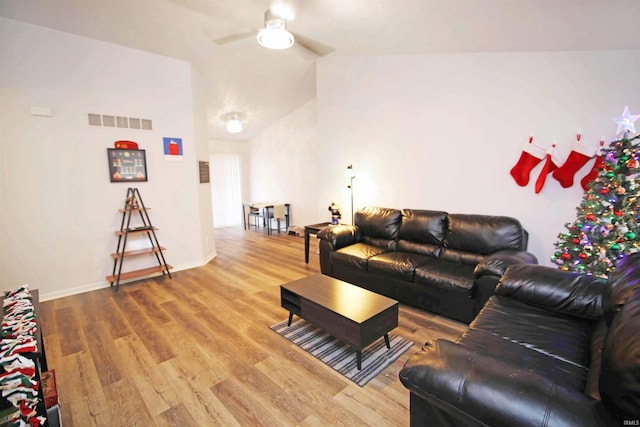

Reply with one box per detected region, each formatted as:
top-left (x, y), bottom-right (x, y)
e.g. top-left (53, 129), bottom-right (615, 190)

top-left (257, 27), bottom-right (294, 50)
top-left (257, 11), bottom-right (294, 50)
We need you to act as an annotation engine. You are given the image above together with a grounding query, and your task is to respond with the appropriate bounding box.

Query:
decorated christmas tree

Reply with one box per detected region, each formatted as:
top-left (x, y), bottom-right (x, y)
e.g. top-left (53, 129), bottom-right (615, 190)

top-left (552, 108), bottom-right (640, 278)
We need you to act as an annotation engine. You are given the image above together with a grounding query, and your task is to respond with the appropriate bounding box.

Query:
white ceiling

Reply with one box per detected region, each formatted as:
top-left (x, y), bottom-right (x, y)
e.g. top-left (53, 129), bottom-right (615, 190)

top-left (2, 0), bottom-right (640, 141)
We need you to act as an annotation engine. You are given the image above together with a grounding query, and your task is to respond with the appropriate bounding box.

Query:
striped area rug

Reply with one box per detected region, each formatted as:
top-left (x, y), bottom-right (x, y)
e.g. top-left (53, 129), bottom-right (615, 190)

top-left (270, 318), bottom-right (414, 387)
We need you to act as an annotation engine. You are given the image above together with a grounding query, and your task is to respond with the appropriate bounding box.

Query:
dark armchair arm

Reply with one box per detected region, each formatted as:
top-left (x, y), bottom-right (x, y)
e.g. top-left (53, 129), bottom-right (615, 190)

top-left (317, 224), bottom-right (361, 251)
top-left (495, 264), bottom-right (606, 320)
top-left (399, 339), bottom-right (614, 427)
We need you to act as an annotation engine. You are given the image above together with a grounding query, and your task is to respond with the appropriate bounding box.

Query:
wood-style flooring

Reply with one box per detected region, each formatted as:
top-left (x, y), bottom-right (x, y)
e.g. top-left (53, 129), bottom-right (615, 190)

top-left (39, 226), bottom-right (466, 426)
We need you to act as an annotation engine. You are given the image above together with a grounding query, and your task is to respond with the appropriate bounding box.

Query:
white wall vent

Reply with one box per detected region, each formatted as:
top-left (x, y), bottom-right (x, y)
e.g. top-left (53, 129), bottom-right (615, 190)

top-left (88, 113), bottom-right (102, 126)
top-left (102, 115), bottom-right (115, 127)
top-left (87, 113), bottom-right (152, 130)
top-left (116, 116), bottom-right (128, 128)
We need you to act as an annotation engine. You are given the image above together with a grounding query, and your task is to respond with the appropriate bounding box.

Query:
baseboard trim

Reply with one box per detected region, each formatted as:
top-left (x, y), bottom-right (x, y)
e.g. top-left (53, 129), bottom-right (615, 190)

top-left (39, 253), bottom-right (218, 301)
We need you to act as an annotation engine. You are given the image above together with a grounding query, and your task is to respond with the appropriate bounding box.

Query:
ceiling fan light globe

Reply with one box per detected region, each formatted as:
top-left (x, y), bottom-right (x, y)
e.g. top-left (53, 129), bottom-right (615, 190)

top-left (226, 119), bottom-right (243, 133)
top-left (257, 28), bottom-right (294, 50)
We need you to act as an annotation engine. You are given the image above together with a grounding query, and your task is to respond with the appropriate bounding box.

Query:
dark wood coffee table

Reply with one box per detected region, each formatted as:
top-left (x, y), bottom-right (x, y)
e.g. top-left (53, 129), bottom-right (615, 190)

top-left (280, 274), bottom-right (399, 370)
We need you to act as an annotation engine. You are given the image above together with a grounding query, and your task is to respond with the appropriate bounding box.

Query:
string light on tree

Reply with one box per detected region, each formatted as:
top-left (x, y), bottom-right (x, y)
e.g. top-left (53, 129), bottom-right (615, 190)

top-left (551, 106), bottom-right (640, 278)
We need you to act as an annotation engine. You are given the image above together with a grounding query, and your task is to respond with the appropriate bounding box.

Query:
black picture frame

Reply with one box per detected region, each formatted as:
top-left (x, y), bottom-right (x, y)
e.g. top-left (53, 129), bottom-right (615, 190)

top-left (107, 148), bottom-right (148, 182)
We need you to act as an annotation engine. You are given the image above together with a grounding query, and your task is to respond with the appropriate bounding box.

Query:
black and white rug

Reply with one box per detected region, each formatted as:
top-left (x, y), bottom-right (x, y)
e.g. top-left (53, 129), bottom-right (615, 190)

top-left (270, 318), bottom-right (414, 387)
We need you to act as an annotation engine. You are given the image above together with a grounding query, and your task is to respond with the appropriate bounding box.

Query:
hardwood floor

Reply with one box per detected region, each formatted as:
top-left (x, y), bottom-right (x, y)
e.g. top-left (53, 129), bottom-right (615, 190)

top-left (39, 226), bottom-right (466, 426)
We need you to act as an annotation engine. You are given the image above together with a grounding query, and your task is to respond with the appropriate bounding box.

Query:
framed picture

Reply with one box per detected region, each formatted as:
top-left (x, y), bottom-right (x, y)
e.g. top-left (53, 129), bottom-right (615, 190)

top-left (107, 148), bottom-right (148, 182)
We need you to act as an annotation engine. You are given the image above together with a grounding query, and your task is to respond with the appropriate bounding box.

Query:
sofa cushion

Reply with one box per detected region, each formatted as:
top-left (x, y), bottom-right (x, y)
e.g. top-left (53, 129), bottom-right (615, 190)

top-left (355, 207), bottom-right (401, 250)
top-left (414, 260), bottom-right (476, 297)
top-left (445, 213), bottom-right (526, 254)
top-left (603, 252), bottom-right (640, 326)
top-left (397, 209), bottom-right (447, 257)
top-left (439, 248), bottom-right (485, 266)
top-left (600, 286), bottom-right (640, 420)
top-left (457, 328), bottom-right (588, 392)
top-left (368, 252), bottom-right (435, 281)
top-left (468, 296), bottom-right (594, 371)
top-left (331, 243), bottom-right (391, 271)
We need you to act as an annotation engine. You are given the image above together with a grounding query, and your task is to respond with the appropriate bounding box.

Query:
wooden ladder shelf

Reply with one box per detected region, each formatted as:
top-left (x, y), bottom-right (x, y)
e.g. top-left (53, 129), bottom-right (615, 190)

top-left (107, 187), bottom-right (172, 291)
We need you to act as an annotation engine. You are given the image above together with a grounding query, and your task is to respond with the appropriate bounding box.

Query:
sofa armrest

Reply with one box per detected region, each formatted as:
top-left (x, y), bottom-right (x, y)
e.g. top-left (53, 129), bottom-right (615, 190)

top-left (317, 224), bottom-right (361, 250)
top-left (473, 250), bottom-right (538, 279)
top-left (399, 339), bottom-right (614, 427)
top-left (495, 264), bottom-right (606, 320)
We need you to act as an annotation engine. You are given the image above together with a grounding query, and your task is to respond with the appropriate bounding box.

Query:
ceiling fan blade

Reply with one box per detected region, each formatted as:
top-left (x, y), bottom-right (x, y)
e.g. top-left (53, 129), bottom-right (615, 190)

top-left (291, 32), bottom-right (335, 57)
top-left (213, 31), bottom-right (258, 46)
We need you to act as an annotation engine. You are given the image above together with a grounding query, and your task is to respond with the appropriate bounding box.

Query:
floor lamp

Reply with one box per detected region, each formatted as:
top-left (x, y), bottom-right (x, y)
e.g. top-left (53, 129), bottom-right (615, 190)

top-left (345, 164), bottom-right (355, 224)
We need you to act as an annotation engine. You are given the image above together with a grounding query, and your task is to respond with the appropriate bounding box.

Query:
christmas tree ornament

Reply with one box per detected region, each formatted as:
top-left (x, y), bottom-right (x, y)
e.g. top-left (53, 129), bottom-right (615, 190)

top-left (510, 135), bottom-right (546, 186)
top-left (534, 144), bottom-right (560, 194)
top-left (552, 132), bottom-right (597, 188)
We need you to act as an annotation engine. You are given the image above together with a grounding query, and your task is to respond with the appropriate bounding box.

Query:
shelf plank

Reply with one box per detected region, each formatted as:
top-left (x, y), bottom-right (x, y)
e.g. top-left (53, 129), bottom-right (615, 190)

top-left (118, 207), bottom-right (150, 213)
top-left (106, 265), bottom-right (173, 283)
top-left (114, 227), bottom-right (158, 236)
top-left (110, 247), bottom-right (166, 259)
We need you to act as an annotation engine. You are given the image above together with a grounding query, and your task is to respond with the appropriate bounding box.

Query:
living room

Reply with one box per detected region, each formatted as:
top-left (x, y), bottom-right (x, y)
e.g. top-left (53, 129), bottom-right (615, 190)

top-left (2, 2), bottom-right (640, 301)
top-left (2, 1), bottom-right (640, 425)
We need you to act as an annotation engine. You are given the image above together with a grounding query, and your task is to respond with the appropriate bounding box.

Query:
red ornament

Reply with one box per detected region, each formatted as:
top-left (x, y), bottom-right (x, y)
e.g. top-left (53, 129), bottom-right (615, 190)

top-left (585, 213), bottom-right (596, 221)
top-left (561, 253), bottom-right (572, 260)
top-left (579, 253), bottom-right (588, 259)
top-left (600, 188), bottom-right (610, 195)
top-left (614, 210), bottom-right (623, 217)
top-left (629, 158), bottom-right (638, 169)
top-left (573, 238), bottom-right (580, 244)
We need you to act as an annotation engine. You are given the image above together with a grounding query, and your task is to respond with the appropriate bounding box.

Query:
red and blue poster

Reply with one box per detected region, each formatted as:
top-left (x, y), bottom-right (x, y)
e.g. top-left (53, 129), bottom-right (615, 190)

top-left (163, 137), bottom-right (183, 161)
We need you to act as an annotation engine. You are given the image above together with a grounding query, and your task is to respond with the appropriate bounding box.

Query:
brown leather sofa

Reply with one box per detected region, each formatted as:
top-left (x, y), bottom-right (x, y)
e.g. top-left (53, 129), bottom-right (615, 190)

top-left (317, 207), bottom-right (537, 323)
top-left (399, 255), bottom-right (640, 426)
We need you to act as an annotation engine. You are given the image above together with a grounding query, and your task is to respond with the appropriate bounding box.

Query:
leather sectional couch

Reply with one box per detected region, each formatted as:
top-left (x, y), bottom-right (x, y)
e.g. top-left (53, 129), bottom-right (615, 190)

top-left (318, 207), bottom-right (537, 323)
top-left (399, 255), bottom-right (640, 426)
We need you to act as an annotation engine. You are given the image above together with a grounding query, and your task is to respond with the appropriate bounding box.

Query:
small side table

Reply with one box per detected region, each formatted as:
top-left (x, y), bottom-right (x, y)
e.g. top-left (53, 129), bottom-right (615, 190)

top-left (304, 222), bottom-right (333, 263)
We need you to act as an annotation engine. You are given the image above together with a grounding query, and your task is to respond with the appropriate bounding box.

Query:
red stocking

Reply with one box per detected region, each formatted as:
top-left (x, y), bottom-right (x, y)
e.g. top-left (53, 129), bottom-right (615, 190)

top-left (510, 136), bottom-right (546, 186)
top-left (580, 139), bottom-right (606, 191)
top-left (535, 144), bottom-right (560, 194)
top-left (552, 133), bottom-right (597, 188)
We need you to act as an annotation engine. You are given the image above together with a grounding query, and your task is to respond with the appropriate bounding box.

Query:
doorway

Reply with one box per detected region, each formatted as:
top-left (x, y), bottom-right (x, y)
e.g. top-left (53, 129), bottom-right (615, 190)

top-left (210, 153), bottom-right (242, 228)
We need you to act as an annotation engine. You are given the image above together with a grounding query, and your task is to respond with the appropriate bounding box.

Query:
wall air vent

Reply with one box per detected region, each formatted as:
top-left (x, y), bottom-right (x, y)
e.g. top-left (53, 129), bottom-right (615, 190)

top-left (87, 113), bottom-right (153, 130)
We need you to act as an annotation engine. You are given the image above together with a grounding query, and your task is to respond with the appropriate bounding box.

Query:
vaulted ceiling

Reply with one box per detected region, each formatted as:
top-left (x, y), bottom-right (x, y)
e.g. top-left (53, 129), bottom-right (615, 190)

top-left (2, 0), bottom-right (639, 140)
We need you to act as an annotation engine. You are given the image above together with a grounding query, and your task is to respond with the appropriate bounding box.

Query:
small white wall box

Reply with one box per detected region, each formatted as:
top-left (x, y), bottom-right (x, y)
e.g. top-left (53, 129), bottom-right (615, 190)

top-left (30, 106), bottom-right (52, 117)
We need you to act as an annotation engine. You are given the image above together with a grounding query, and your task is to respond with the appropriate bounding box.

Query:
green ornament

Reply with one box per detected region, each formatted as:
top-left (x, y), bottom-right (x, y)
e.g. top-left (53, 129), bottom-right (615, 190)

top-left (606, 172), bottom-right (615, 178)
top-left (625, 232), bottom-right (637, 240)
top-left (611, 243), bottom-right (620, 250)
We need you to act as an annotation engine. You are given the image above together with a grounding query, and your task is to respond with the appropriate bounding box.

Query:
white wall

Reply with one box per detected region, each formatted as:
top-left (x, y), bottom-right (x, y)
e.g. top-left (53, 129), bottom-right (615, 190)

top-left (0, 18), bottom-right (211, 299)
top-left (191, 68), bottom-right (217, 261)
top-left (249, 99), bottom-right (319, 228)
top-left (315, 51), bottom-right (640, 266)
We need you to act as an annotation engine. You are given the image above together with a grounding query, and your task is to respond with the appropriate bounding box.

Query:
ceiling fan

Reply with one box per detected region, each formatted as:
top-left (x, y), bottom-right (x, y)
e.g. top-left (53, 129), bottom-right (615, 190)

top-left (212, 3), bottom-right (335, 57)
